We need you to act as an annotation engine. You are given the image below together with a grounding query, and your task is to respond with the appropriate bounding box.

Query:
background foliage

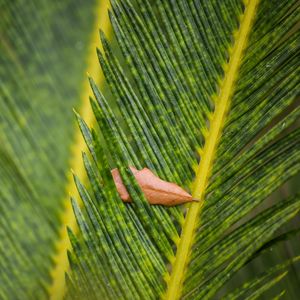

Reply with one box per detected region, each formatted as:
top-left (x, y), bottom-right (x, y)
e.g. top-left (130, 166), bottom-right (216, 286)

top-left (0, 0), bottom-right (96, 297)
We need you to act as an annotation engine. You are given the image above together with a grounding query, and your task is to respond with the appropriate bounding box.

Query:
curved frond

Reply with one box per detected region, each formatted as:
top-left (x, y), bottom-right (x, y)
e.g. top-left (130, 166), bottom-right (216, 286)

top-left (66, 0), bottom-right (300, 299)
top-left (0, 0), bottom-right (110, 298)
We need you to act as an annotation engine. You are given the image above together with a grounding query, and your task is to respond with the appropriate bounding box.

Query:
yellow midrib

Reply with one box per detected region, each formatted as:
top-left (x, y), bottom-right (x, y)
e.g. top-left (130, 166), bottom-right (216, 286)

top-left (164, 1), bottom-right (260, 299)
top-left (48, 1), bottom-right (111, 299)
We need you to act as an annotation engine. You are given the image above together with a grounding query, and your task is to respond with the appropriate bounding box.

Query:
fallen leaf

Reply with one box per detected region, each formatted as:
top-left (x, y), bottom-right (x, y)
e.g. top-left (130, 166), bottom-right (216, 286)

top-left (111, 167), bottom-right (196, 206)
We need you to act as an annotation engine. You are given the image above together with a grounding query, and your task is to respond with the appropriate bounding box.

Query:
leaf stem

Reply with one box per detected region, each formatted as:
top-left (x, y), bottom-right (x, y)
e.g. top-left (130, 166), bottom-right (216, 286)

top-left (47, 1), bottom-right (111, 299)
top-left (164, 1), bottom-right (260, 299)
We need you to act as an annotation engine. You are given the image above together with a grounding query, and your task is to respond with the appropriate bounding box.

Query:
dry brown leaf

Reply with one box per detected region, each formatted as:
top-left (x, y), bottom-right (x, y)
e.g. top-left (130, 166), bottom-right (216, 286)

top-left (111, 166), bottom-right (196, 206)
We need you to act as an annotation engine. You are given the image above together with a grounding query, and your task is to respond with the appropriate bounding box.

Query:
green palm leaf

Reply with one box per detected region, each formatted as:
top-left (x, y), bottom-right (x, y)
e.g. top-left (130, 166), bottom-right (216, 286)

top-left (1, 0), bottom-right (299, 299)
top-left (67, 0), bottom-right (300, 299)
top-left (0, 0), bottom-right (111, 298)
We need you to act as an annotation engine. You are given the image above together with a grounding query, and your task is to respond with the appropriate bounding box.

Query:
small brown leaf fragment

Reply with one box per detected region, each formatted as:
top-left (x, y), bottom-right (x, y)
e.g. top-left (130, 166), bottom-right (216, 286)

top-left (111, 166), bottom-right (194, 206)
top-left (111, 168), bottom-right (131, 202)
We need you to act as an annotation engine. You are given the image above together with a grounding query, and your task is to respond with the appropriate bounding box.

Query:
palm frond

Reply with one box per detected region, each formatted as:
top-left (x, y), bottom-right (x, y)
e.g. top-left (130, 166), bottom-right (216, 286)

top-left (1, 0), bottom-right (299, 299)
top-left (66, 0), bottom-right (300, 299)
top-left (0, 0), bottom-right (106, 298)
